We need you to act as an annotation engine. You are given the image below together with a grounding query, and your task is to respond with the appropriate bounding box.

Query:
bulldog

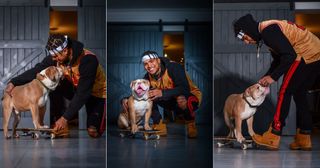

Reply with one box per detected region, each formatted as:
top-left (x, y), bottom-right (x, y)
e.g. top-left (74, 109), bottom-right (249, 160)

top-left (223, 83), bottom-right (269, 143)
top-left (2, 66), bottom-right (63, 139)
top-left (118, 79), bottom-right (152, 133)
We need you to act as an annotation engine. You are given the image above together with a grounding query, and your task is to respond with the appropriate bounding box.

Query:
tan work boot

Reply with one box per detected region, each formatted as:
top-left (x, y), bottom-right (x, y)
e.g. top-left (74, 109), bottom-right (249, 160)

top-left (152, 120), bottom-right (167, 136)
top-left (87, 126), bottom-right (101, 138)
top-left (290, 129), bottom-right (312, 150)
top-left (186, 120), bottom-right (197, 138)
top-left (252, 126), bottom-right (280, 150)
top-left (52, 124), bottom-right (70, 138)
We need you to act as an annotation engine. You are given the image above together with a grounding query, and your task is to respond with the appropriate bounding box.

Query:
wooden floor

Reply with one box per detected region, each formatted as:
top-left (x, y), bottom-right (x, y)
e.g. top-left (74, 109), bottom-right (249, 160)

top-left (214, 132), bottom-right (320, 168)
top-left (107, 123), bottom-right (212, 168)
top-left (0, 130), bottom-right (106, 168)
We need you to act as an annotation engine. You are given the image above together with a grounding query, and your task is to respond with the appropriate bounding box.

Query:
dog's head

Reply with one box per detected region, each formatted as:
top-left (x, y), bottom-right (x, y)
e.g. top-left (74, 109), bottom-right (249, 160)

top-left (130, 79), bottom-right (150, 98)
top-left (36, 66), bottom-right (63, 90)
top-left (244, 83), bottom-right (270, 106)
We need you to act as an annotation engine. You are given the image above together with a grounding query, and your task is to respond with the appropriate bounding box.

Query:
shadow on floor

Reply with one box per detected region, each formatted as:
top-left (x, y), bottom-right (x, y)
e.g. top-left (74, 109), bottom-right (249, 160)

top-left (107, 123), bottom-right (212, 168)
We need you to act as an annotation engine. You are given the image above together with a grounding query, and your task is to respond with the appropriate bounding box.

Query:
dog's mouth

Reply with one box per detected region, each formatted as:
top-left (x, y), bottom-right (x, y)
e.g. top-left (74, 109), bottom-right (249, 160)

top-left (135, 85), bottom-right (147, 96)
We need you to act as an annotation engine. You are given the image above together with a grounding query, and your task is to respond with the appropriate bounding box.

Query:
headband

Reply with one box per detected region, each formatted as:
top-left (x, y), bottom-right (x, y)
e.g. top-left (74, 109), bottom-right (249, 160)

top-left (141, 53), bottom-right (159, 62)
top-left (237, 30), bottom-right (245, 40)
top-left (47, 35), bottom-right (68, 55)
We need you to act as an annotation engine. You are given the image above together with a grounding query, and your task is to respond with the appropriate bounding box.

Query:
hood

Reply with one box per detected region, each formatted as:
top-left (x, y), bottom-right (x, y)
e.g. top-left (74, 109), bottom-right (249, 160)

top-left (233, 14), bottom-right (261, 42)
top-left (69, 39), bottom-right (84, 66)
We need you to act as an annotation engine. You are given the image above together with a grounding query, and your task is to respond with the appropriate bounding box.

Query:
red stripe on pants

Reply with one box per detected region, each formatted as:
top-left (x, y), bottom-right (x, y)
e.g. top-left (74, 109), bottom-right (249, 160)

top-left (273, 60), bottom-right (300, 130)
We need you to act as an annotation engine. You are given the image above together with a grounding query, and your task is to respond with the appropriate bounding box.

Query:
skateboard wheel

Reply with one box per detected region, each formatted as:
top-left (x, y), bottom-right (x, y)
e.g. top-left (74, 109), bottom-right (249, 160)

top-left (156, 135), bottom-right (160, 140)
top-left (50, 133), bottom-right (55, 139)
top-left (144, 135), bottom-right (149, 140)
top-left (217, 142), bottom-right (223, 148)
top-left (241, 143), bottom-right (248, 150)
top-left (119, 133), bottom-right (125, 138)
top-left (32, 133), bottom-right (39, 139)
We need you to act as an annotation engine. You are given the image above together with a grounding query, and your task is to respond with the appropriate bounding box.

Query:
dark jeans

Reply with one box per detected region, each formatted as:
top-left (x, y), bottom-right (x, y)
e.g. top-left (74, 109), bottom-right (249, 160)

top-left (151, 94), bottom-right (199, 124)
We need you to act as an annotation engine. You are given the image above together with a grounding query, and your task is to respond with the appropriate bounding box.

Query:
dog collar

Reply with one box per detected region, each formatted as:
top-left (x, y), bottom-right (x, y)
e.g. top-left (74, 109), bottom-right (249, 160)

top-left (36, 78), bottom-right (52, 91)
top-left (133, 96), bottom-right (149, 101)
top-left (242, 94), bottom-right (259, 108)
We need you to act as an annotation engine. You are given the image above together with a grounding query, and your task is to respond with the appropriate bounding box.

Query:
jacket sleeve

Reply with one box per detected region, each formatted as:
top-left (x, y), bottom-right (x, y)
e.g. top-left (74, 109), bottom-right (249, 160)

top-left (10, 56), bottom-right (55, 86)
top-left (261, 24), bottom-right (297, 81)
top-left (62, 55), bottom-right (98, 121)
top-left (264, 49), bottom-right (281, 76)
top-left (161, 63), bottom-right (190, 100)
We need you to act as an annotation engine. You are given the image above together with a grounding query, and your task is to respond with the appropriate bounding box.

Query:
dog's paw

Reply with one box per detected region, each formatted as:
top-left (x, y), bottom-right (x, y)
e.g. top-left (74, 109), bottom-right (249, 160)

top-left (5, 135), bottom-right (12, 139)
top-left (40, 125), bottom-right (49, 129)
top-left (13, 133), bottom-right (20, 139)
top-left (131, 125), bottom-right (138, 134)
top-left (144, 124), bottom-right (152, 131)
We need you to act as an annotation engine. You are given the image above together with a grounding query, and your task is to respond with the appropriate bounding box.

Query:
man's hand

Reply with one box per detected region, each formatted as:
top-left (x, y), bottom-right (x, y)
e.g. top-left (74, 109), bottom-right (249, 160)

top-left (5, 83), bottom-right (15, 96)
top-left (259, 75), bottom-right (275, 87)
top-left (54, 116), bottom-right (68, 131)
top-left (149, 89), bottom-right (162, 101)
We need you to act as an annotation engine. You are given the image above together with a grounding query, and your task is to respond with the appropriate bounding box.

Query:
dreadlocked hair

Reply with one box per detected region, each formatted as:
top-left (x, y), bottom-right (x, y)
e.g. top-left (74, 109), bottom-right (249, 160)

top-left (45, 34), bottom-right (69, 51)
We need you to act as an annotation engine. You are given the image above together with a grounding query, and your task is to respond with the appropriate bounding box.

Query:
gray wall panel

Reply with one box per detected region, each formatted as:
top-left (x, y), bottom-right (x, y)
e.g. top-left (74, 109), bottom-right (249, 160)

top-left (214, 2), bottom-right (295, 136)
top-left (0, 2), bottom-right (49, 127)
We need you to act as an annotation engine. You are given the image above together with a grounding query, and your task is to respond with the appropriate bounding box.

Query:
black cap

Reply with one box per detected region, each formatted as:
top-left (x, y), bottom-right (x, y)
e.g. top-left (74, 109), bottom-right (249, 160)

top-left (233, 14), bottom-right (261, 41)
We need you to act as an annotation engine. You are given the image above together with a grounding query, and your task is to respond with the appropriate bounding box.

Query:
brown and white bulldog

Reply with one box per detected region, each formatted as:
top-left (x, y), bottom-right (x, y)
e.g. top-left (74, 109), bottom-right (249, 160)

top-left (223, 83), bottom-right (270, 143)
top-left (2, 66), bottom-right (63, 139)
top-left (118, 79), bottom-right (152, 134)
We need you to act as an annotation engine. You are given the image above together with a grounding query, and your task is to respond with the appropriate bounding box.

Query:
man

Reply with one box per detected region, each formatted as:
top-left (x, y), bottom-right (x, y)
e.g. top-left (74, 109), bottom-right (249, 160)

top-left (122, 51), bottom-right (202, 138)
top-left (233, 14), bottom-right (320, 150)
top-left (5, 34), bottom-right (106, 138)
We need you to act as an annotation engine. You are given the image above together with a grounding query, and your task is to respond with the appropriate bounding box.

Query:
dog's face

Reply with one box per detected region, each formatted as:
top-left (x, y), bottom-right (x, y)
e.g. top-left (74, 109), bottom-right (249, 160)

top-left (36, 66), bottom-right (63, 90)
top-left (130, 79), bottom-right (150, 98)
top-left (244, 83), bottom-right (270, 104)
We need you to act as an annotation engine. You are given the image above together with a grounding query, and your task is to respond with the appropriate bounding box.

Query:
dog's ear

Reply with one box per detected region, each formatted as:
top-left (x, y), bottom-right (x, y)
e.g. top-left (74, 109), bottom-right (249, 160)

top-left (130, 81), bottom-right (135, 89)
top-left (244, 88), bottom-right (250, 97)
top-left (145, 80), bottom-right (150, 86)
top-left (36, 73), bottom-right (45, 80)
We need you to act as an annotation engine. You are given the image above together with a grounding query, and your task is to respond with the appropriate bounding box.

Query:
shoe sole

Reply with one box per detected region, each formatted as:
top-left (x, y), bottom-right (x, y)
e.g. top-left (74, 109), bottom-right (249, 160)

top-left (252, 137), bottom-right (279, 150)
top-left (290, 147), bottom-right (312, 151)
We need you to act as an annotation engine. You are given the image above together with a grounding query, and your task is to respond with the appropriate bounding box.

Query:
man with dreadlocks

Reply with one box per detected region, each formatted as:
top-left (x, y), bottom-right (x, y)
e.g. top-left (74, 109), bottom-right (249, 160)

top-left (121, 51), bottom-right (202, 138)
top-left (233, 13), bottom-right (320, 150)
top-left (5, 34), bottom-right (106, 138)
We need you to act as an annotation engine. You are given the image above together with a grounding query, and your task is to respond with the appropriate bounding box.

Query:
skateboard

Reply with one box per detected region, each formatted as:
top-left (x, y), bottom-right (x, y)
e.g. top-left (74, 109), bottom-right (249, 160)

top-left (15, 128), bottom-right (55, 139)
top-left (214, 136), bottom-right (255, 150)
top-left (118, 129), bottom-right (162, 140)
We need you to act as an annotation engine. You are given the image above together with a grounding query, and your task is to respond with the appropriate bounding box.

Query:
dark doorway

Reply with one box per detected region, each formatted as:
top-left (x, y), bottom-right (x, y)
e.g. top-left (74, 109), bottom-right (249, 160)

top-left (295, 12), bottom-right (320, 129)
top-left (163, 33), bottom-right (184, 65)
top-left (49, 9), bottom-right (78, 40)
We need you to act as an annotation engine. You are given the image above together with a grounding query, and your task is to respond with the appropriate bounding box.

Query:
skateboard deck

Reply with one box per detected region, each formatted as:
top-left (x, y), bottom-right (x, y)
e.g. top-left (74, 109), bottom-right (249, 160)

top-left (214, 136), bottom-right (255, 150)
top-left (118, 129), bottom-right (162, 140)
top-left (15, 128), bottom-right (55, 139)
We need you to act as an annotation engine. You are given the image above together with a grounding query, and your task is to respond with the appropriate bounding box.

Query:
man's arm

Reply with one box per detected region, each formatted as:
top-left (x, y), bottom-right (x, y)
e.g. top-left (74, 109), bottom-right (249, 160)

top-left (62, 55), bottom-right (98, 121)
top-left (264, 50), bottom-right (281, 77)
top-left (10, 56), bottom-right (55, 86)
top-left (261, 24), bottom-right (297, 81)
top-left (161, 63), bottom-right (190, 100)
